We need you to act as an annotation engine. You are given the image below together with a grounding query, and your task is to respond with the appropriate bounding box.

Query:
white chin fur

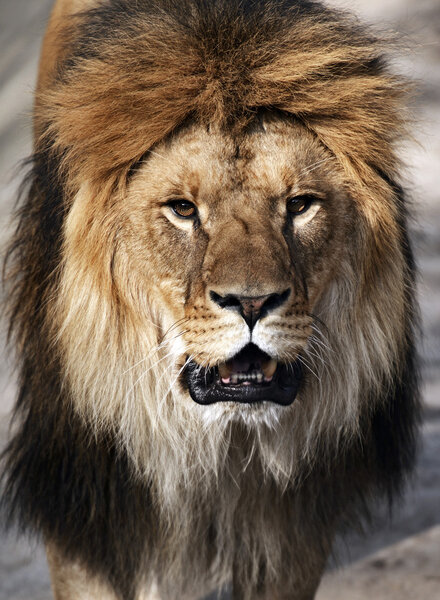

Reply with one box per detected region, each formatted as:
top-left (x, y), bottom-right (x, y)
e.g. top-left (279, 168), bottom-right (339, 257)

top-left (192, 398), bottom-right (286, 430)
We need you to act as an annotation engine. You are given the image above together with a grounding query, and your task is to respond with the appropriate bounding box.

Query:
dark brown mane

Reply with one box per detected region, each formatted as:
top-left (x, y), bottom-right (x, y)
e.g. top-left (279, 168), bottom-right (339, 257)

top-left (40, 0), bottom-right (407, 186)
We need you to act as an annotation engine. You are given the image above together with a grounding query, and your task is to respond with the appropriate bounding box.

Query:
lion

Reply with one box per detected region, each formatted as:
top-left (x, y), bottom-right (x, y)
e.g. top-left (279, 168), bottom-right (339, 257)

top-left (2, 1), bottom-right (420, 599)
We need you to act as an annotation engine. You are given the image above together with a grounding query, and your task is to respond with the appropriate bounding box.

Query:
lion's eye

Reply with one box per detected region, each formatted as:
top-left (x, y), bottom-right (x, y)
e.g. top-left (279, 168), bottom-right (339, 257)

top-left (286, 195), bottom-right (315, 215)
top-left (168, 200), bottom-right (197, 219)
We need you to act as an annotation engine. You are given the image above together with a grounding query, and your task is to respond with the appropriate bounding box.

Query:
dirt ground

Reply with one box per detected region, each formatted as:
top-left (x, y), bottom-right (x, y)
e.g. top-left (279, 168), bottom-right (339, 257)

top-left (0, 1), bottom-right (439, 599)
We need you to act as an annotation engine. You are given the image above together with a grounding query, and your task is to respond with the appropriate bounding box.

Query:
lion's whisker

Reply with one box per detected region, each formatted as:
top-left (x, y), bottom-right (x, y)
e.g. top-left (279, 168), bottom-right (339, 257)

top-left (308, 313), bottom-right (331, 337)
top-left (304, 345), bottom-right (330, 380)
top-left (298, 157), bottom-right (333, 178)
top-left (122, 330), bottom-right (189, 375)
top-left (157, 355), bottom-right (194, 413)
top-left (296, 355), bottom-right (320, 382)
top-left (124, 350), bottom-right (178, 401)
top-left (159, 317), bottom-right (191, 343)
top-left (308, 332), bottom-right (332, 356)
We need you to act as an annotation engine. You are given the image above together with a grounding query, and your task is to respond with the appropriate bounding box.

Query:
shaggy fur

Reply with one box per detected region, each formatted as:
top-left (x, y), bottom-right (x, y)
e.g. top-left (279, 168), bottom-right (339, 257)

top-left (2, 1), bottom-right (420, 599)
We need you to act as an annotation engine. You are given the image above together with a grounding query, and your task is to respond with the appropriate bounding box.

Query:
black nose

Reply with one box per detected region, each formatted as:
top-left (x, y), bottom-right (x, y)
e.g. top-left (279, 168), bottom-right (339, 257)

top-left (210, 288), bottom-right (291, 329)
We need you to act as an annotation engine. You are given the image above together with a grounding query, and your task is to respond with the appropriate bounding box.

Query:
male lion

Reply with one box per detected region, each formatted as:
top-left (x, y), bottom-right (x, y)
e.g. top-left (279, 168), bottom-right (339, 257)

top-left (2, 1), bottom-right (420, 599)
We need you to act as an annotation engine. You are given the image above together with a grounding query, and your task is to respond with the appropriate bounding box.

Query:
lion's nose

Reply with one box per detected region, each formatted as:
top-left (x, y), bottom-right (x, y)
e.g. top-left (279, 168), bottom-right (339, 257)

top-left (209, 288), bottom-right (291, 329)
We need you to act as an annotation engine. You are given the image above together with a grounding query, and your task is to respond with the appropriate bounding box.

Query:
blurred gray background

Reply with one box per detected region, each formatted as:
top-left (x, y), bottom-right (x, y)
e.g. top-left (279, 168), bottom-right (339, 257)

top-left (0, 1), bottom-right (439, 599)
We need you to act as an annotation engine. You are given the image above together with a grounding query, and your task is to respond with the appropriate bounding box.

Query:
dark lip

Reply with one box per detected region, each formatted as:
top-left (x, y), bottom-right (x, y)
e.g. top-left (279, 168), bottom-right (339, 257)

top-left (183, 343), bottom-right (303, 406)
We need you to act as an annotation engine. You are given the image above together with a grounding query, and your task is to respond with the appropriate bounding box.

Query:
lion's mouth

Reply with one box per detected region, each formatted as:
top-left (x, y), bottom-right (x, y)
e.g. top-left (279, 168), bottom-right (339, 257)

top-left (183, 343), bottom-right (302, 405)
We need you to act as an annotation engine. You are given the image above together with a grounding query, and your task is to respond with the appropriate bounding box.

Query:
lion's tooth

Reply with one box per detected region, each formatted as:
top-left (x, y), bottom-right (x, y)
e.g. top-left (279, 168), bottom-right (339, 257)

top-left (218, 362), bottom-right (233, 379)
top-left (261, 359), bottom-right (277, 378)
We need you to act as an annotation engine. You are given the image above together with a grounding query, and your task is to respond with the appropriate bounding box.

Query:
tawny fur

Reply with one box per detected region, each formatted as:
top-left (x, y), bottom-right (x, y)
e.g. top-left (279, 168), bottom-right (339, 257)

top-left (2, 1), bottom-right (419, 600)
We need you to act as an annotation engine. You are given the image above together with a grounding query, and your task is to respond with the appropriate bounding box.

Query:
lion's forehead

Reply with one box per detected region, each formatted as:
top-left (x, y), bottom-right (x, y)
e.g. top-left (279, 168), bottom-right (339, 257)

top-left (133, 117), bottom-right (341, 211)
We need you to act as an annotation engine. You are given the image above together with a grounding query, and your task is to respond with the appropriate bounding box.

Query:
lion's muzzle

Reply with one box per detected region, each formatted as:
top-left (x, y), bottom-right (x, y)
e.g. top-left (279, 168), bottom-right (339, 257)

top-left (183, 343), bottom-right (303, 405)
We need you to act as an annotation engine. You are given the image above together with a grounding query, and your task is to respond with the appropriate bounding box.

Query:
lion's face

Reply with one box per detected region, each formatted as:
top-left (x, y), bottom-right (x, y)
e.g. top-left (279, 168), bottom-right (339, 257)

top-left (110, 114), bottom-right (353, 416)
top-left (59, 97), bottom-right (405, 484)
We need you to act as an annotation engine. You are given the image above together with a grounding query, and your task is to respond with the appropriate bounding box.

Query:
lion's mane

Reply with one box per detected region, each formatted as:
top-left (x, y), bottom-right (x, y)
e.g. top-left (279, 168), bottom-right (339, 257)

top-left (2, 1), bottom-right (420, 599)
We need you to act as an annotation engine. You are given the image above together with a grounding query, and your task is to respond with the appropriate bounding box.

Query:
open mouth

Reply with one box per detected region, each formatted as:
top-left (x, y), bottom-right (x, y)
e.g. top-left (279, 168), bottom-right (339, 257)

top-left (183, 343), bottom-right (303, 405)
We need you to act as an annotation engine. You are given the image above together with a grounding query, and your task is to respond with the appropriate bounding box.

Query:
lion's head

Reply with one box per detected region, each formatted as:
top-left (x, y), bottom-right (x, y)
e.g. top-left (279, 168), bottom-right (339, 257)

top-left (36, 0), bottom-right (415, 490)
top-left (4, 1), bottom-right (419, 596)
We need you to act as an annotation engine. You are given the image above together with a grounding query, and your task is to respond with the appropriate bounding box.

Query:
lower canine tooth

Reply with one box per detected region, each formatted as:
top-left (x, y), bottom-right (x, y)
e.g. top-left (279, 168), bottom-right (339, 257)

top-left (261, 359), bottom-right (277, 378)
top-left (218, 362), bottom-right (233, 379)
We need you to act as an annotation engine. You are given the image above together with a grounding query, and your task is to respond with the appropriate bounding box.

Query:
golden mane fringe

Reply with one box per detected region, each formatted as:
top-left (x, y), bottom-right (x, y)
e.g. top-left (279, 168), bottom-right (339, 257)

top-left (39, 0), bottom-right (409, 188)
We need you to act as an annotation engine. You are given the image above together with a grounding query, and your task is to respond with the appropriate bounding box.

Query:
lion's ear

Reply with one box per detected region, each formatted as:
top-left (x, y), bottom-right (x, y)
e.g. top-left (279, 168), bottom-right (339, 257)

top-left (36, 0), bottom-right (102, 108)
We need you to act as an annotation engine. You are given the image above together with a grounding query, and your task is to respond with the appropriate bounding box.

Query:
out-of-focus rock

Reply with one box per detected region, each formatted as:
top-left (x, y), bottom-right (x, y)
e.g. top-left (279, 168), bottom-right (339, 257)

top-left (317, 526), bottom-right (440, 600)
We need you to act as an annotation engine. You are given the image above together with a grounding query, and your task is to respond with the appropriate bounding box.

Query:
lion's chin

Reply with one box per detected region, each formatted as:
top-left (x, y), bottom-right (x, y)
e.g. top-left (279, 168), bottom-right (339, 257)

top-left (183, 343), bottom-right (303, 406)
